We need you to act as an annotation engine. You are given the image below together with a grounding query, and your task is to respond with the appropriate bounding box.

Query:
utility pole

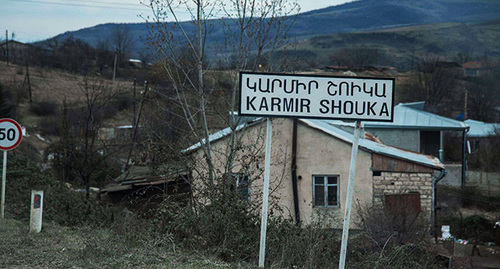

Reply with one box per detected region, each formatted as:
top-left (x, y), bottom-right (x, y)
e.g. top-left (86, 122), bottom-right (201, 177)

top-left (133, 78), bottom-right (137, 125)
top-left (124, 81), bottom-right (148, 172)
top-left (26, 62), bottom-right (32, 106)
top-left (112, 49), bottom-right (118, 84)
top-left (464, 88), bottom-right (468, 120)
top-left (5, 30), bottom-right (9, 65)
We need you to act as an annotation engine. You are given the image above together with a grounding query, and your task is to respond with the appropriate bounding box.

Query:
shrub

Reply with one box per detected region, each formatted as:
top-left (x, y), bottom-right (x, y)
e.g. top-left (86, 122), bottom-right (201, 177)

top-left (31, 101), bottom-right (58, 116)
top-left (439, 213), bottom-right (495, 241)
top-left (38, 116), bottom-right (59, 136)
top-left (4, 152), bottom-right (120, 227)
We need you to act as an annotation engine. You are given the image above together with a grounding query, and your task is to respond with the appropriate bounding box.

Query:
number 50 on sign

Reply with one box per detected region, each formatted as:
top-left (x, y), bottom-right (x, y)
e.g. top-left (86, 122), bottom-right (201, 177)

top-left (0, 119), bottom-right (22, 151)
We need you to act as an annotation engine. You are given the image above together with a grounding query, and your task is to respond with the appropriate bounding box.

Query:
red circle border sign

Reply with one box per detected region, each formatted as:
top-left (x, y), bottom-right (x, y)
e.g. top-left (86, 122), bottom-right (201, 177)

top-left (0, 118), bottom-right (22, 151)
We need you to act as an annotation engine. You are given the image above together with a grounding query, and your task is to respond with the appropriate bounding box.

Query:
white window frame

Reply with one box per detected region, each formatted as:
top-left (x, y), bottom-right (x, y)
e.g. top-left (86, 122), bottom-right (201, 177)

top-left (313, 175), bottom-right (339, 207)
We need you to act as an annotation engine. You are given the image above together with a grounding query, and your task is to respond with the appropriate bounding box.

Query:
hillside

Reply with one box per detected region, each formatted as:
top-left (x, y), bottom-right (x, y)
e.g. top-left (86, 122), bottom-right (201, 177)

top-left (0, 62), bottom-right (135, 134)
top-left (289, 20), bottom-right (500, 70)
top-left (40, 0), bottom-right (500, 57)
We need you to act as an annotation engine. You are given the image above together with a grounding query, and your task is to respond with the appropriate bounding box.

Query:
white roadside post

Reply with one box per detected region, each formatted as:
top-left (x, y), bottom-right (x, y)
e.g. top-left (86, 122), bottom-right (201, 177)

top-left (30, 190), bottom-right (44, 233)
top-left (338, 120), bottom-right (361, 269)
top-left (258, 118), bottom-right (273, 267)
top-left (0, 118), bottom-right (23, 219)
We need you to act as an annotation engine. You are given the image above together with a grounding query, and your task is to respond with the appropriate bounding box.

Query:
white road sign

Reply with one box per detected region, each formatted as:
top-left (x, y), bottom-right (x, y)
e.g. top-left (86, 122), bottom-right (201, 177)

top-left (239, 72), bottom-right (395, 122)
top-left (0, 118), bottom-right (22, 151)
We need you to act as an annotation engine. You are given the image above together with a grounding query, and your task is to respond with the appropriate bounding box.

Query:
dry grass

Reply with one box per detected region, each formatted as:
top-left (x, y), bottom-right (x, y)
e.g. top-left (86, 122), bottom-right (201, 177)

top-left (0, 61), bottom-right (132, 105)
top-left (0, 218), bottom-right (249, 268)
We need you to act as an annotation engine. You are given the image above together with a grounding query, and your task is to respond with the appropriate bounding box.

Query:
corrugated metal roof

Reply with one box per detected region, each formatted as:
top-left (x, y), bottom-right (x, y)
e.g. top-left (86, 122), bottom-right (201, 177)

top-left (302, 119), bottom-right (444, 169)
top-left (183, 117), bottom-right (264, 153)
top-left (183, 117), bottom-right (444, 170)
top-left (465, 119), bottom-right (500, 137)
top-left (328, 103), bottom-right (467, 130)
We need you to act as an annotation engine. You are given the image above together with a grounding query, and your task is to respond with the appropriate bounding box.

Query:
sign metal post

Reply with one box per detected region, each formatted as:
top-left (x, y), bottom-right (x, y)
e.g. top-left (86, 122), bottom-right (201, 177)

top-left (338, 120), bottom-right (361, 269)
top-left (258, 118), bottom-right (273, 267)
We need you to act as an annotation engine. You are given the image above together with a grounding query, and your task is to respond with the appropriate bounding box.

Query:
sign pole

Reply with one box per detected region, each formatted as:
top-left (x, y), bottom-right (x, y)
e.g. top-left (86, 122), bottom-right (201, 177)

top-left (258, 118), bottom-right (273, 267)
top-left (338, 121), bottom-right (361, 269)
top-left (1, 150), bottom-right (7, 219)
top-left (0, 118), bottom-right (24, 219)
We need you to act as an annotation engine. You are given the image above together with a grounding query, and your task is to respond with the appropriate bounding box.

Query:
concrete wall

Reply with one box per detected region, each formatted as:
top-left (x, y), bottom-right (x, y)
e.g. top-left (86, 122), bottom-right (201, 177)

top-left (366, 128), bottom-right (420, 153)
top-left (466, 171), bottom-right (500, 196)
top-left (295, 121), bottom-right (373, 227)
top-left (439, 164), bottom-right (462, 186)
top-left (190, 118), bottom-right (295, 217)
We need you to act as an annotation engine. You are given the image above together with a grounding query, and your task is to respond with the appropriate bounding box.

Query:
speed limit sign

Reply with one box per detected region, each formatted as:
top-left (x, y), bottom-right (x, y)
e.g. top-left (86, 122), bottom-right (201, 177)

top-left (0, 118), bottom-right (22, 151)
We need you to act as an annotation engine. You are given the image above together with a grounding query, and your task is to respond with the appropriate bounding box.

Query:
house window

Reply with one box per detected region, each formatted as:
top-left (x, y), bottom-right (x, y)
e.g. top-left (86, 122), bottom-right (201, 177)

top-left (313, 175), bottom-right (339, 207)
top-left (234, 174), bottom-right (249, 201)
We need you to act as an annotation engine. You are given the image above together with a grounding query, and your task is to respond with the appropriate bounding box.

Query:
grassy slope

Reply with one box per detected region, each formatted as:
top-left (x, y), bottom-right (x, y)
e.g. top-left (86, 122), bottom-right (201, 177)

top-left (0, 218), bottom-right (241, 268)
top-left (0, 61), bottom-right (135, 131)
top-left (290, 20), bottom-right (500, 70)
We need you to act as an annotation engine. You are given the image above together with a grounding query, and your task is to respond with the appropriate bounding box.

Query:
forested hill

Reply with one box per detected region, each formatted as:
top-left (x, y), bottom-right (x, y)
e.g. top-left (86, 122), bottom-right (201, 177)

top-left (41, 0), bottom-right (500, 56)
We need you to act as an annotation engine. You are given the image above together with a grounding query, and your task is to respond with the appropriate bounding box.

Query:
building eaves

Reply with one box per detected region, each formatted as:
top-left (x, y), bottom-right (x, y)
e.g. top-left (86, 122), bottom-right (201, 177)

top-left (301, 119), bottom-right (444, 170)
top-left (182, 116), bottom-right (444, 170)
top-left (182, 117), bottom-right (264, 154)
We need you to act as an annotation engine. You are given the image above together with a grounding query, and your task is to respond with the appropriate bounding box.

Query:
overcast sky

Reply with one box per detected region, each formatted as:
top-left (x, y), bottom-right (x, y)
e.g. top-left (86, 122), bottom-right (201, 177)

top-left (1, 0), bottom-right (354, 43)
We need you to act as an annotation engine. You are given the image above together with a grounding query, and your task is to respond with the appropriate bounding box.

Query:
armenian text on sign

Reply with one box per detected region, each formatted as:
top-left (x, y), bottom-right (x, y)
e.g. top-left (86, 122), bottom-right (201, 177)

top-left (239, 72), bottom-right (395, 122)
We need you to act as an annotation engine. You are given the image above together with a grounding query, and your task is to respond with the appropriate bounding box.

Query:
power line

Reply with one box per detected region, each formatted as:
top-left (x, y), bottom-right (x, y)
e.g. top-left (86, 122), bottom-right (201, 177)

top-left (55, 0), bottom-right (147, 7)
top-left (6, 0), bottom-right (151, 11)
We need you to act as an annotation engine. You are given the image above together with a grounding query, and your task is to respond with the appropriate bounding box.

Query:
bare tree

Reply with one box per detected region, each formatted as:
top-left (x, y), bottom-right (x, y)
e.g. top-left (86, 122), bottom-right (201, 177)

top-left (329, 46), bottom-right (379, 70)
top-left (398, 57), bottom-right (463, 113)
top-left (112, 25), bottom-right (135, 64)
top-left (467, 71), bottom-right (500, 122)
top-left (144, 0), bottom-right (299, 190)
top-left (50, 76), bottom-right (120, 198)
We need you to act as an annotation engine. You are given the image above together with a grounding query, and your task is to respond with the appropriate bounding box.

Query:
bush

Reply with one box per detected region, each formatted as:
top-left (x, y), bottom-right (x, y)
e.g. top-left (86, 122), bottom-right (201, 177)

top-left (439, 213), bottom-right (495, 242)
top-left (31, 101), bottom-right (58, 116)
top-left (4, 152), bottom-right (119, 227)
top-left (38, 116), bottom-right (59, 136)
top-left (146, 193), bottom-right (441, 268)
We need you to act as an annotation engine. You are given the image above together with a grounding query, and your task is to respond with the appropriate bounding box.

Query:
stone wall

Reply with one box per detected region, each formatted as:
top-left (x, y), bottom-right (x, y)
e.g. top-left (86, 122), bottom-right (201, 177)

top-left (373, 172), bottom-right (433, 214)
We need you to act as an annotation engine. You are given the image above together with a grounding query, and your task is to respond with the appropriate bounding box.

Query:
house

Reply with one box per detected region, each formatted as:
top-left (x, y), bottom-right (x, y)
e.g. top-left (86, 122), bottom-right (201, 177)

top-left (464, 119), bottom-right (500, 154)
top-left (185, 117), bottom-right (445, 229)
top-left (0, 40), bottom-right (33, 64)
top-left (462, 61), bottom-right (500, 77)
top-left (463, 120), bottom-right (500, 193)
top-left (328, 102), bottom-right (469, 186)
top-left (330, 102), bottom-right (468, 160)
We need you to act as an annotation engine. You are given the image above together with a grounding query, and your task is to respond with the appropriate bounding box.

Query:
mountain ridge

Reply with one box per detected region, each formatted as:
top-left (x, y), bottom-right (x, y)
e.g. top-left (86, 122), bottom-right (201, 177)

top-left (40, 0), bottom-right (500, 57)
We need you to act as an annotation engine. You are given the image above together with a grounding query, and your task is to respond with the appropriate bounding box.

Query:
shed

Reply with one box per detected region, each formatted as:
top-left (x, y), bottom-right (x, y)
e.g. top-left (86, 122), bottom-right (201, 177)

top-left (101, 166), bottom-right (191, 211)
